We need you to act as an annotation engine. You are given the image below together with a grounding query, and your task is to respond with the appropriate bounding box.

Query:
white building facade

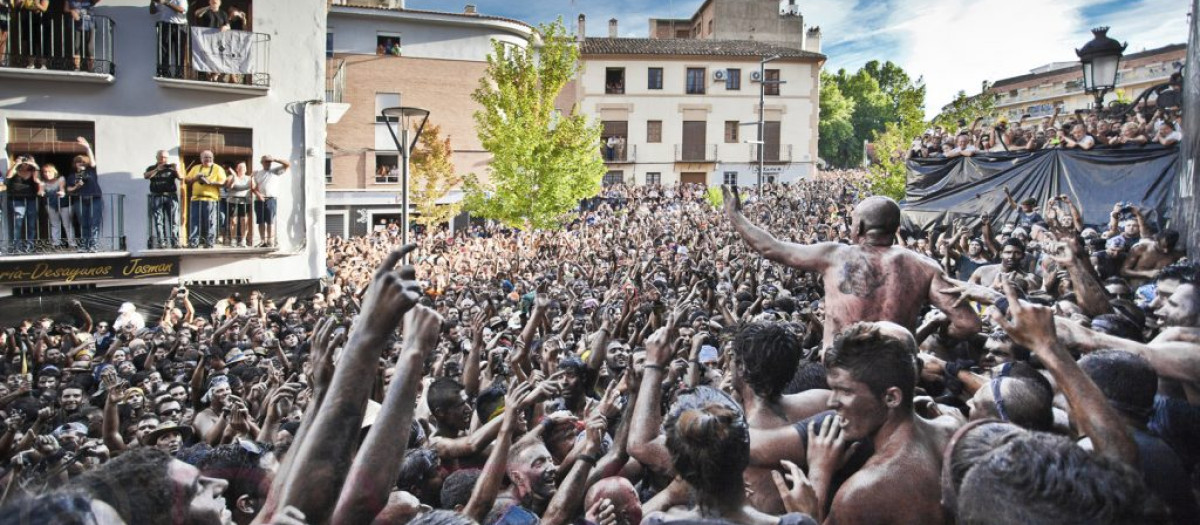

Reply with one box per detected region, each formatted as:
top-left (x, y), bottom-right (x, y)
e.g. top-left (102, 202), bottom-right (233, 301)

top-left (0, 0), bottom-right (327, 295)
top-left (575, 37), bottom-right (824, 187)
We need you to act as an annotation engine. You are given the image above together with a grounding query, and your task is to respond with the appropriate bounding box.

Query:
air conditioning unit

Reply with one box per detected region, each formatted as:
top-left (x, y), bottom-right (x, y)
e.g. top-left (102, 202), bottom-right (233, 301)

top-left (750, 71), bottom-right (763, 82)
top-left (713, 69), bottom-right (727, 81)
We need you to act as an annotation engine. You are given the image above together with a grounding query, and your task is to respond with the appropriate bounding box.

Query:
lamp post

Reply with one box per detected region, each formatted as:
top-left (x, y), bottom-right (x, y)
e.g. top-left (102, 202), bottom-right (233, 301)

top-left (1076, 27), bottom-right (1127, 111)
top-left (756, 54), bottom-right (782, 193)
top-left (380, 107), bottom-right (430, 247)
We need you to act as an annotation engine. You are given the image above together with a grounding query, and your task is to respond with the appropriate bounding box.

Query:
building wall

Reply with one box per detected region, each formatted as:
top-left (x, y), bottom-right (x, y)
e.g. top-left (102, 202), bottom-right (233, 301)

top-left (578, 55), bottom-right (818, 185)
top-left (0, 0), bottom-right (328, 288)
top-left (712, 0), bottom-right (802, 46)
top-left (989, 45), bottom-right (1185, 117)
top-left (325, 8), bottom-right (532, 196)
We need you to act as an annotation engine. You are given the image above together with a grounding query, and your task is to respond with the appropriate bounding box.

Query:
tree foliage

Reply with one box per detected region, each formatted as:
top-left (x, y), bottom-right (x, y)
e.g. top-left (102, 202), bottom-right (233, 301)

top-left (932, 90), bottom-right (998, 131)
top-left (409, 123), bottom-right (464, 227)
top-left (866, 122), bottom-right (912, 201)
top-left (465, 18), bottom-right (606, 230)
top-left (819, 60), bottom-right (925, 169)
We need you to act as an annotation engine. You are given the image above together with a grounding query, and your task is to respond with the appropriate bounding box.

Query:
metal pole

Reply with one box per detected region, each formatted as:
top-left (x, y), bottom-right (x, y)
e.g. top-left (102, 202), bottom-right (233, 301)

top-left (401, 126), bottom-right (410, 246)
top-left (758, 60), bottom-right (766, 194)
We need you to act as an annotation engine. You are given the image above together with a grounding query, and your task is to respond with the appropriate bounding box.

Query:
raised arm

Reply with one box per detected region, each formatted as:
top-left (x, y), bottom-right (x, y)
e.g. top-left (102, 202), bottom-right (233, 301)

top-left (627, 326), bottom-right (675, 475)
top-left (274, 246), bottom-right (421, 525)
top-left (76, 137), bottom-right (95, 168)
top-left (463, 380), bottom-right (535, 523)
top-left (928, 271), bottom-right (983, 340)
top-left (994, 282), bottom-right (1138, 466)
top-left (332, 305), bottom-right (442, 524)
top-left (723, 186), bottom-right (839, 273)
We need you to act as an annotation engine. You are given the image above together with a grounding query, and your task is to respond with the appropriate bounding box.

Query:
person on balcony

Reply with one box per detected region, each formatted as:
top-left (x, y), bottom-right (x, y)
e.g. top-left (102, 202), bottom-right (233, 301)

top-left (225, 161), bottom-right (252, 247)
top-left (251, 154), bottom-right (290, 248)
top-left (64, 0), bottom-right (97, 72)
top-left (144, 150), bottom-right (182, 249)
top-left (11, 0), bottom-right (48, 69)
top-left (149, 0), bottom-right (187, 78)
top-left (66, 137), bottom-right (102, 252)
top-left (38, 163), bottom-right (75, 250)
top-left (3, 154), bottom-right (42, 253)
top-left (185, 150), bottom-right (225, 248)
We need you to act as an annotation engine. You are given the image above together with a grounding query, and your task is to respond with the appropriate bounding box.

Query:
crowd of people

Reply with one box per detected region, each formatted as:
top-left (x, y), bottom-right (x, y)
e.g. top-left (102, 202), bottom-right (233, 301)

top-left (0, 170), bottom-right (1196, 525)
top-left (2, 146), bottom-right (290, 253)
top-left (909, 73), bottom-right (1184, 159)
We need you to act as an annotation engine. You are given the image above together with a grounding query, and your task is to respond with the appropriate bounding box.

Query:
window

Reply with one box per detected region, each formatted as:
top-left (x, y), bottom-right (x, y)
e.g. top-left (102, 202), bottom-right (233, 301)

top-left (765, 69), bottom-right (780, 96)
top-left (647, 121), bottom-right (662, 143)
top-left (377, 33), bottom-right (402, 56)
top-left (648, 67), bottom-right (663, 90)
top-left (645, 172), bottom-right (661, 185)
top-left (6, 120), bottom-right (96, 159)
top-left (602, 121), bottom-right (628, 161)
top-left (686, 68), bottom-right (706, 94)
top-left (681, 121), bottom-right (707, 161)
top-left (603, 171), bottom-right (624, 186)
top-left (179, 125), bottom-right (252, 169)
top-left (375, 93), bottom-right (401, 123)
top-left (707, 20), bottom-right (713, 34)
top-left (675, 28), bottom-right (690, 39)
top-left (724, 121), bottom-right (739, 143)
top-left (375, 153), bottom-right (399, 184)
top-left (764, 121), bottom-right (781, 161)
top-left (325, 153), bottom-right (332, 184)
top-left (725, 68), bottom-right (741, 90)
top-left (605, 68), bottom-right (626, 94)
top-left (723, 171), bottom-right (738, 186)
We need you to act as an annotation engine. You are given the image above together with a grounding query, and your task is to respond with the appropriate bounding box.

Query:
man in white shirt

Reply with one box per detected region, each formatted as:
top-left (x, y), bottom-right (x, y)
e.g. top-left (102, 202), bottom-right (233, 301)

top-left (1155, 120), bottom-right (1182, 147)
top-left (251, 154), bottom-right (291, 247)
top-left (1062, 124), bottom-right (1095, 150)
top-left (150, 0), bottom-right (188, 78)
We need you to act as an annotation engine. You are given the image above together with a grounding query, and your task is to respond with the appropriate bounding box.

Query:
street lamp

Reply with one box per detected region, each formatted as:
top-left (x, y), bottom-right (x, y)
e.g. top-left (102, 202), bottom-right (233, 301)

top-left (380, 106), bottom-right (430, 247)
top-left (1075, 27), bottom-right (1127, 110)
top-left (756, 54), bottom-right (783, 193)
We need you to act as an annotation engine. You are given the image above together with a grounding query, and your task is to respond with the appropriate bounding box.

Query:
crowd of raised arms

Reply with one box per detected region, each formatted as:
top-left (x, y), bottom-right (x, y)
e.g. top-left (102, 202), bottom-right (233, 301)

top-left (0, 168), bottom-right (1197, 525)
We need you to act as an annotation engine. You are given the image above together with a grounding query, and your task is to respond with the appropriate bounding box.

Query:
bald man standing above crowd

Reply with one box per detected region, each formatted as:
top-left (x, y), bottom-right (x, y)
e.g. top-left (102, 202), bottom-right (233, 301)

top-left (723, 187), bottom-right (980, 350)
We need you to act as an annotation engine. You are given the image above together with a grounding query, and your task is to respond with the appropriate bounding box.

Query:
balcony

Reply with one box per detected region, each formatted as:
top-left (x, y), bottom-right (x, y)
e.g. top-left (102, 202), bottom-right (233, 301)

top-left (154, 22), bottom-right (271, 95)
top-left (325, 57), bottom-right (351, 124)
top-left (601, 143), bottom-right (635, 163)
top-left (0, 194), bottom-right (125, 259)
top-left (750, 144), bottom-right (792, 163)
top-left (0, 8), bottom-right (115, 83)
top-left (675, 144), bottom-right (718, 162)
top-left (142, 195), bottom-right (276, 255)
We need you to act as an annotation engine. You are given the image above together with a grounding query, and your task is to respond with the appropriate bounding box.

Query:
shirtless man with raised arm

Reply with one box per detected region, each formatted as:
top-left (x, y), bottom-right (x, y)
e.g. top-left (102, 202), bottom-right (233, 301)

top-left (723, 187), bottom-right (980, 350)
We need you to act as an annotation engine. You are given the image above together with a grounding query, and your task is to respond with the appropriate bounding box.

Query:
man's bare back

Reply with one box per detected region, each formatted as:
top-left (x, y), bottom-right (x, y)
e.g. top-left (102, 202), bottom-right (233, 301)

top-left (723, 188), bottom-right (979, 349)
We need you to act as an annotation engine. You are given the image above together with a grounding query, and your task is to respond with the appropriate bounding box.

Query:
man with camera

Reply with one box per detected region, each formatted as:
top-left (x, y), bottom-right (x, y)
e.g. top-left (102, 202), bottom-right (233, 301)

top-left (4, 154), bottom-right (42, 253)
top-left (185, 150), bottom-right (226, 248)
top-left (144, 150), bottom-right (183, 249)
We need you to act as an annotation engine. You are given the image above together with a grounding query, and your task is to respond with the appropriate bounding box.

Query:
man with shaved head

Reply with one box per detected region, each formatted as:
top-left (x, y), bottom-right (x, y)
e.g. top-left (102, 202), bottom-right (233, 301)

top-left (724, 187), bottom-right (980, 350)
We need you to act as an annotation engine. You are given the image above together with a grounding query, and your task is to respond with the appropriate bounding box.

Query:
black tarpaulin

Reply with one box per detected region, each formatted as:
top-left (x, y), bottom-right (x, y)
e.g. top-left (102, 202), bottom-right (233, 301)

top-left (902, 147), bottom-right (1180, 234)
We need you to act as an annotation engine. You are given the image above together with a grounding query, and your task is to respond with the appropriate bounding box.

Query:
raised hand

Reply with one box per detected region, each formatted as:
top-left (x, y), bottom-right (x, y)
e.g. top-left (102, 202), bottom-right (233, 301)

top-left (772, 459), bottom-right (819, 516)
top-left (722, 185), bottom-right (744, 217)
top-left (644, 326), bottom-right (674, 368)
top-left (989, 281), bottom-right (1058, 352)
top-left (357, 245), bottom-right (422, 337)
top-left (806, 415), bottom-right (858, 482)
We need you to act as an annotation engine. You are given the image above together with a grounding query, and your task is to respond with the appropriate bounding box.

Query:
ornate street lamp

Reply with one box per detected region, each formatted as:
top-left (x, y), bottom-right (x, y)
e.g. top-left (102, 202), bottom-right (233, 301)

top-left (380, 107), bottom-right (430, 247)
top-left (1075, 27), bottom-right (1127, 110)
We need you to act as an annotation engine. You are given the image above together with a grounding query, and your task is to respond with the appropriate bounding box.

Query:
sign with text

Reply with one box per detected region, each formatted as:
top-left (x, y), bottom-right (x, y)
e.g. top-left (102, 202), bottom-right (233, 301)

top-left (0, 257), bottom-right (181, 285)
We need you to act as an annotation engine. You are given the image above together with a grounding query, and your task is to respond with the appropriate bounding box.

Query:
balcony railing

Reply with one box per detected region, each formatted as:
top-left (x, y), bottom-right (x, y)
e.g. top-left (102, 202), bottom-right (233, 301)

top-left (1, 8), bottom-right (116, 75)
top-left (0, 194), bottom-right (124, 255)
top-left (675, 144), bottom-right (718, 162)
top-left (601, 143), bottom-right (635, 162)
top-left (155, 22), bottom-right (271, 87)
top-left (750, 144), bottom-right (792, 163)
top-left (150, 195), bottom-right (278, 249)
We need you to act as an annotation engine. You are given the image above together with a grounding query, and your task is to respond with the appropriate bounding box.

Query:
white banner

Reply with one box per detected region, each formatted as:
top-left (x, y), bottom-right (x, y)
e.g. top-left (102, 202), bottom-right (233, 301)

top-left (190, 27), bottom-right (253, 74)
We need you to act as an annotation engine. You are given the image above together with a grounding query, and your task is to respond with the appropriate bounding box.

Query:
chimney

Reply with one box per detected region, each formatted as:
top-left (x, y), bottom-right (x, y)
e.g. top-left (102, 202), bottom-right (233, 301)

top-left (577, 14), bottom-right (586, 42)
top-left (804, 26), bottom-right (821, 53)
top-left (463, 4), bottom-right (476, 15)
top-left (609, 18), bottom-right (618, 38)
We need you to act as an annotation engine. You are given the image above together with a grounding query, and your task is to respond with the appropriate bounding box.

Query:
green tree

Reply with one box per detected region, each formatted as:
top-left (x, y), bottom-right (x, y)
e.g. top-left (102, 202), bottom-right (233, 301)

top-left (866, 122), bottom-right (912, 200)
top-left (464, 18), bottom-right (606, 229)
top-left (818, 61), bottom-right (925, 169)
top-left (409, 123), bottom-right (464, 227)
top-left (818, 70), bottom-right (857, 167)
top-left (932, 90), bottom-right (997, 131)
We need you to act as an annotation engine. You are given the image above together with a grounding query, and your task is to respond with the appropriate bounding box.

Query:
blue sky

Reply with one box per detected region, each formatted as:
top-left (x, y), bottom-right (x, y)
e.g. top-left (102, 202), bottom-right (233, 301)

top-left (407, 0), bottom-right (1190, 116)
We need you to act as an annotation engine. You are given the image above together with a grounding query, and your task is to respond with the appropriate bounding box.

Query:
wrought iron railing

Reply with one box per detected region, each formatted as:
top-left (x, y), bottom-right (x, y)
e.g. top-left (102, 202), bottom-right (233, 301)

top-left (601, 143), bottom-right (635, 162)
top-left (155, 22), bottom-right (271, 87)
top-left (2, 7), bottom-right (116, 74)
top-left (157, 194), bottom-right (275, 249)
top-left (750, 143), bottom-right (791, 162)
top-left (675, 144), bottom-right (718, 162)
top-left (0, 193), bottom-right (124, 254)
